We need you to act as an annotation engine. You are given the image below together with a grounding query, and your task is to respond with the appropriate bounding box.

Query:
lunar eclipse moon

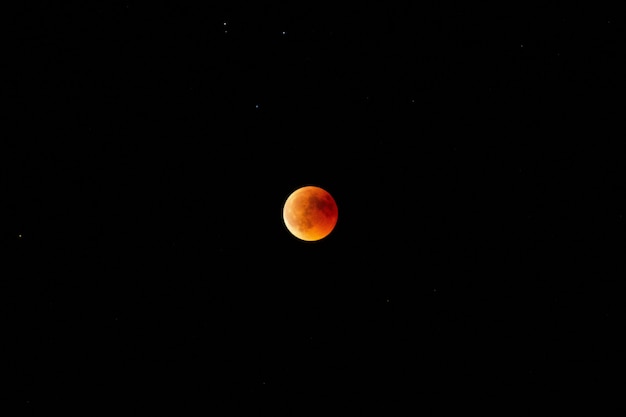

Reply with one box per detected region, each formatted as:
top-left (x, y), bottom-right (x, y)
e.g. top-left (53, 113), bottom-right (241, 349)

top-left (283, 186), bottom-right (338, 241)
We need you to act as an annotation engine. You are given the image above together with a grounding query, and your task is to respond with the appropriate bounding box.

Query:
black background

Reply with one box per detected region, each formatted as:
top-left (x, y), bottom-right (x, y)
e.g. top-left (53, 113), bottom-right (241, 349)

top-left (5, 2), bottom-right (623, 414)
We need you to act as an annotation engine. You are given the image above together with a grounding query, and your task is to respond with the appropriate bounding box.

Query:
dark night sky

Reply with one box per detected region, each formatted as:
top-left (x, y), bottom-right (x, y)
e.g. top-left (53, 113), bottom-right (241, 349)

top-left (5, 2), bottom-right (624, 414)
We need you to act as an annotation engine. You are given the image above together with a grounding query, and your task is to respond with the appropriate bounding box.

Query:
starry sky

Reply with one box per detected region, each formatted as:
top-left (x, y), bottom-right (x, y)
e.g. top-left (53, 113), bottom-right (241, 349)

top-left (7, 2), bottom-right (623, 414)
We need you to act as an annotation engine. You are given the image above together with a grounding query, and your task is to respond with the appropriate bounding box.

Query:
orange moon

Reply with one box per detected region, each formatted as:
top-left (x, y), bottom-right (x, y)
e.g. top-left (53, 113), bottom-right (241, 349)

top-left (283, 186), bottom-right (338, 241)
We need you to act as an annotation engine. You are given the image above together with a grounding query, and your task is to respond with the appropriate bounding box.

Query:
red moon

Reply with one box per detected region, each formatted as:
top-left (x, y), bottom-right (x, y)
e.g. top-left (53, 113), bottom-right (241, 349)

top-left (283, 186), bottom-right (338, 241)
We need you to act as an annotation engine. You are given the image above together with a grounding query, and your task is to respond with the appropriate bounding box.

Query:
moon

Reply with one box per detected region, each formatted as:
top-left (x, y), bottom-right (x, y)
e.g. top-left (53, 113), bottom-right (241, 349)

top-left (283, 186), bottom-right (338, 241)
